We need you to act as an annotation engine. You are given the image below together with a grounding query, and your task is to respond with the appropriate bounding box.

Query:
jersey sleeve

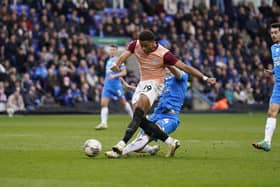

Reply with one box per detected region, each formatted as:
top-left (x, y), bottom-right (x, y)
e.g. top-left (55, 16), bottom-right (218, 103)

top-left (176, 71), bottom-right (188, 81)
top-left (181, 72), bottom-right (188, 81)
top-left (119, 63), bottom-right (125, 71)
top-left (127, 40), bottom-right (137, 53)
top-left (163, 52), bottom-right (178, 65)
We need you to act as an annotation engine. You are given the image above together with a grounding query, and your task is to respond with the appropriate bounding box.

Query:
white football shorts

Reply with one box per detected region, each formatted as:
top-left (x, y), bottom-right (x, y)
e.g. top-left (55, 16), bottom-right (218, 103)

top-left (132, 80), bottom-right (164, 106)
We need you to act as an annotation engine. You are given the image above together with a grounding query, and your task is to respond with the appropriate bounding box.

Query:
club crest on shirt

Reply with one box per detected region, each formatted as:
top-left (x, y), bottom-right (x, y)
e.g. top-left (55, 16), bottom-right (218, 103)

top-left (152, 58), bottom-right (158, 64)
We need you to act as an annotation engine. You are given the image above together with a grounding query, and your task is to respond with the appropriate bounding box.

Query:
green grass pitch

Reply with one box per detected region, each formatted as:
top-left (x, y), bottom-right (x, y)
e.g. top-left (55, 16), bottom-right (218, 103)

top-left (0, 113), bottom-right (279, 187)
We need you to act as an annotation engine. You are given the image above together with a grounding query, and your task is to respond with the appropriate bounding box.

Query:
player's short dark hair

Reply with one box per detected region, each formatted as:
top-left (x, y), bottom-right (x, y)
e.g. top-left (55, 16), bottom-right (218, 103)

top-left (270, 23), bottom-right (280, 30)
top-left (110, 44), bottom-right (118, 48)
top-left (139, 30), bottom-right (155, 41)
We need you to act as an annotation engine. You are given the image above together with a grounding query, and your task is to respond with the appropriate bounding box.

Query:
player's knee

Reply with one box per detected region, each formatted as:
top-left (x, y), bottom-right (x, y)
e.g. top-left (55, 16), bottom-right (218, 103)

top-left (267, 110), bottom-right (277, 117)
top-left (267, 105), bottom-right (279, 117)
top-left (101, 99), bottom-right (109, 107)
top-left (135, 95), bottom-right (150, 112)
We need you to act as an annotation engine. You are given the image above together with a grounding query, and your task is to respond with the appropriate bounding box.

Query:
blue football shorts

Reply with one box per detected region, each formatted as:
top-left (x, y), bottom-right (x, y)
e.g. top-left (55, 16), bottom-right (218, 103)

top-left (148, 113), bottom-right (180, 135)
top-left (270, 83), bottom-right (280, 104)
top-left (102, 87), bottom-right (125, 100)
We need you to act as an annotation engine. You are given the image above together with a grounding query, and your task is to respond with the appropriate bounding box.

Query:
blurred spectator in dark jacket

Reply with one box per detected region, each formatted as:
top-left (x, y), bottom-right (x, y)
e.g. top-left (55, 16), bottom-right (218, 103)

top-left (41, 90), bottom-right (56, 106)
top-left (23, 85), bottom-right (41, 111)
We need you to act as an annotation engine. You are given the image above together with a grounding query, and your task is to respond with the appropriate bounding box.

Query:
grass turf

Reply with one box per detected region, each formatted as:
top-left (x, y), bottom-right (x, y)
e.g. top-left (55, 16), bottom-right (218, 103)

top-left (0, 113), bottom-right (279, 187)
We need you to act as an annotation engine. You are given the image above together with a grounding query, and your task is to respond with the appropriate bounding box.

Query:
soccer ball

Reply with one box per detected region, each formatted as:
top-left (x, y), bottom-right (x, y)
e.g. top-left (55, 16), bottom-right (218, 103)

top-left (83, 139), bottom-right (102, 157)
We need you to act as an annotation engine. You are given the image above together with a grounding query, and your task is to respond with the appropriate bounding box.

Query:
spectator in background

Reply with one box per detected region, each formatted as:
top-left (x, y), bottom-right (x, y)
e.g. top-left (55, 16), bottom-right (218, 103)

top-left (164, 0), bottom-right (177, 15)
top-left (41, 90), bottom-right (56, 106)
top-left (80, 83), bottom-right (90, 103)
top-left (21, 73), bottom-right (33, 93)
top-left (34, 55), bottom-right (48, 81)
top-left (253, 87), bottom-right (265, 104)
top-left (233, 83), bottom-right (246, 104)
top-left (0, 82), bottom-right (7, 112)
top-left (6, 90), bottom-right (25, 117)
top-left (244, 83), bottom-right (255, 104)
top-left (86, 66), bottom-right (99, 101)
top-left (23, 85), bottom-right (41, 111)
top-left (65, 82), bottom-right (82, 106)
top-left (224, 82), bottom-right (234, 105)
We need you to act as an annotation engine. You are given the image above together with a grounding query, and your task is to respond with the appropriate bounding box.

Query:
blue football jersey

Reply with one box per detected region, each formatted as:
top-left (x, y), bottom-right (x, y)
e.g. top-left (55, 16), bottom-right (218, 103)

top-left (153, 71), bottom-right (188, 115)
top-left (271, 44), bottom-right (280, 82)
top-left (104, 56), bottom-right (124, 89)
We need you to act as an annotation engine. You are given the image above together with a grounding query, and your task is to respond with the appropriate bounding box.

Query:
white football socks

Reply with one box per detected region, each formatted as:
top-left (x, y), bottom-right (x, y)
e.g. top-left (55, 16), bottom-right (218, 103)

top-left (101, 107), bottom-right (108, 124)
top-left (139, 145), bottom-right (154, 153)
top-left (124, 102), bottom-right (133, 118)
top-left (164, 137), bottom-right (173, 145)
top-left (264, 117), bottom-right (276, 145)
top-left (122, 135), bottom-right (149, 155)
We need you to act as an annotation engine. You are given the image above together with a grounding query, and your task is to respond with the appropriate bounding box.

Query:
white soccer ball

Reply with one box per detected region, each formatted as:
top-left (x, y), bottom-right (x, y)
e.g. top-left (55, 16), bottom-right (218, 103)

top-left (83, 139), bottom-right (102, 157)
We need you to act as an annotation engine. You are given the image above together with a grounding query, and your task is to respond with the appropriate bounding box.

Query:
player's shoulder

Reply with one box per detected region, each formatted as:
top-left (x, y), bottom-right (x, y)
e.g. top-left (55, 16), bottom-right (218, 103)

top-left (157, 43), bottom-right (170, 53)
top-left (127, 40), bottom-right (138, 53)
top-left (271, 44), bottom-right (280, 50)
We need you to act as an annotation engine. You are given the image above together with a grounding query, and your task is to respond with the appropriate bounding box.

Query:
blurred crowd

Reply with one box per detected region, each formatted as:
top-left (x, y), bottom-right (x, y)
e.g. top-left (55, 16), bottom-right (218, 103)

top-left (0, 0), bottom-right (280, 114)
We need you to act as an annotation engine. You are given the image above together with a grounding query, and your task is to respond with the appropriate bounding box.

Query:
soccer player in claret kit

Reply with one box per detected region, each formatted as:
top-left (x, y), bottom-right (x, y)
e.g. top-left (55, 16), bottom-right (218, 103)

top-left (253, 23), bottom-right (280, 151)
top-left (105, 66), bottom-right (189, 158)
top-left (95, 45), bottom-right (133, 130)
top-left (110, 30), bottom-right (216, 156)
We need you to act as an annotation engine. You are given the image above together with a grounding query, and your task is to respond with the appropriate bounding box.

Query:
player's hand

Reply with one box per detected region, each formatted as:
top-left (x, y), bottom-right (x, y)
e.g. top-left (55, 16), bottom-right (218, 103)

top-left (206, 77), bottom-right (216, 85)
top-left (110, 64), bottom-right (119, 72)
top-left (109, 74), bottom-right (116, 80)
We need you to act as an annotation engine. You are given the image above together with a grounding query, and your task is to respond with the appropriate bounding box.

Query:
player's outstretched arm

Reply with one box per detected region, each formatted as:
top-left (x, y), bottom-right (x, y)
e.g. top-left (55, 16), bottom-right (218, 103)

top-left (109, 67), bottom-right (127, 80)
top-left (120, 77), bottom-right (136, 91)
top-left (174, 60), bottom-right (216, 85)
top-left (167, 66), bottom-right (182, 80)
top-left (110, 50), bottom-right (132, 72)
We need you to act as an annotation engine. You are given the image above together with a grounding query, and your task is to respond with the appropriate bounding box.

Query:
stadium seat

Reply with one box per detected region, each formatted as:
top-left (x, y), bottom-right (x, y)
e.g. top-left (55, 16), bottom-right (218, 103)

top-left (147, 16), bottom-right (153, 22)
top-left (104, 8), bottom-right (128, 17)
top-left (164, 16), bottom-right (173, 23)
top-left (89, 28), bottom-right (96, 36)
top-left (10, 4), bottom-right (29, 16)
top-left (94, 14), bottom-right (103, 26)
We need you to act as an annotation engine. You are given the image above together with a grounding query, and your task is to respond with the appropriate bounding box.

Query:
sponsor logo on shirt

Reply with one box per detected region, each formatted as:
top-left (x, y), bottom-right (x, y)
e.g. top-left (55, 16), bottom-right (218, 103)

top-left (152, 58), bottom-right (158, 64)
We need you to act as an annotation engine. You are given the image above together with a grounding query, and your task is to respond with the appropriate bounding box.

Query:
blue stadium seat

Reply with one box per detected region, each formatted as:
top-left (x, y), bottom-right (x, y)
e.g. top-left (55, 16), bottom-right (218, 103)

top-left (118, 8), bottom-right (128, 17)
top-left (10, 4), bottom-right (29, 16)
top-left (94, 14), bottom-right (103, 26)
top-left (104, 8), bottom-right (128, 17)
top-left (104, 8), bottom-right (114, 16)
top-left (67, 13), bottom-right (80, 23)
top-left (164, 16), bottom-right (173, 23)
top-left (32, 40), bottom-right (40, 53)
top-left (147, 16), bottom-right (153, 22)
top-left (89, 28), bottom-right (96, 36)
